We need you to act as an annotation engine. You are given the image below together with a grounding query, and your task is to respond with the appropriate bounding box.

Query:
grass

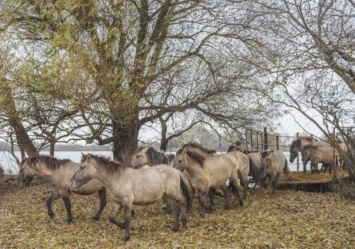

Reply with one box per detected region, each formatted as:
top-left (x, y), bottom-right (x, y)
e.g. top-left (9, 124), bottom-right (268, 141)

top-left (1, 177), bottom-right (355, 249)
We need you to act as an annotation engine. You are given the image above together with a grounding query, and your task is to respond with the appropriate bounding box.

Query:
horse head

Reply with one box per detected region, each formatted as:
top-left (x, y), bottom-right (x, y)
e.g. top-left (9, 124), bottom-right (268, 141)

top-left (17, 158), bottom-right (36, 188)
top-left (71, 153), bottom-right (97, 190)
top-left (130, 147), bottom-right (148, 168)
top-left (289, 139), bottom-right (301, 163)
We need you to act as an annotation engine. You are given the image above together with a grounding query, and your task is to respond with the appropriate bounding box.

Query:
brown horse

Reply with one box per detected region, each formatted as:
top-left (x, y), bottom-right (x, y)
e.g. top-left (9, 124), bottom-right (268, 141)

top-left (71, 154), bottom-right (192, 243)
top-left (260, 150), bottom-right (289, 194)
top-left (173, 145), bottom-right (245, 216)
top-left (302, 144), bottom-right (339, 173)
top-left (130, 146), bottom-right (175, 168)
top-left (228, 144), bottom-right (262, 189)
top-left (184, 142), bottom-right (250, 199)
top-left (289, 136), bottom-right (329, 173)
top-left (17, 155), bottom-right (107, 224)
top-left (247, 152), bottom-right (263, 189)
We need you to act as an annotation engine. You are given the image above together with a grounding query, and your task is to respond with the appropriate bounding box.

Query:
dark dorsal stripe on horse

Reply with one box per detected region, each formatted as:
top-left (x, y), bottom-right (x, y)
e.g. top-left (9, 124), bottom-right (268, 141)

top-left (82, 154), bottom-right (123, 174)
top-left (181, 142), bottom-right (216, 154)
top-left (21, 155), bottom-right (72, 170)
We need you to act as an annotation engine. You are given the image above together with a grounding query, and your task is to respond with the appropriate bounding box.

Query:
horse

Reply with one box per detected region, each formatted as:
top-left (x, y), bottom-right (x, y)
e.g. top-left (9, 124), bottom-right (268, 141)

top-left (247, 152), bottom-right (263, 189)
top-left (186, 142), bottom-right (250, 199)
top-left (17, 155), bottom-right (107, 224)
top-left (302, 144), bottom-right (340, 173)
top-left (173, 145), bottom-right (246, 217)
top-left (289, 136), bottom-right (330, 173)
top-left (70, 153), bottom-right (193, 243)
top-left (260, 150), bottom-right (289, 194)
top-left (227, 144), bottom-right (262, 189)
top-left (130, 146), bottom-right (175, 169)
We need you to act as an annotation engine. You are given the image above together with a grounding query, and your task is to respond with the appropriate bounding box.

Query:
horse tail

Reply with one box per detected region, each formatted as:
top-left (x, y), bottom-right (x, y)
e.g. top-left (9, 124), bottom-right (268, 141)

top-left (283, 158), bottom-right (290, 173)
top-left (179, 172), bottom-right (193, 213)
top-left (249, 159), bottom-right (262, 188)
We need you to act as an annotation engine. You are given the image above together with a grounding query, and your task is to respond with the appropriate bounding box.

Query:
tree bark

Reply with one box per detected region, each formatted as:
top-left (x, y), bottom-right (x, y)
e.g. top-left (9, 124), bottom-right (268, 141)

top-left (112, 113), bottom-right (140, 164)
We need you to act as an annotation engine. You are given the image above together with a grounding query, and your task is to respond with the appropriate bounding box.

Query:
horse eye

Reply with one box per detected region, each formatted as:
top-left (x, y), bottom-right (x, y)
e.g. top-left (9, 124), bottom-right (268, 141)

top-left (178, 160), bottom-right (182, 163)
top-left (80, 164), bottom-right (86, 169)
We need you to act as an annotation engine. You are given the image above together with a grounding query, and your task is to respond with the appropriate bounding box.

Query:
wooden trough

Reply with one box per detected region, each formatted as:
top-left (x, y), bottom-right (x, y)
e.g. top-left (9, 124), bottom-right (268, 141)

top-left (276, 171), bottom-right (350, 193)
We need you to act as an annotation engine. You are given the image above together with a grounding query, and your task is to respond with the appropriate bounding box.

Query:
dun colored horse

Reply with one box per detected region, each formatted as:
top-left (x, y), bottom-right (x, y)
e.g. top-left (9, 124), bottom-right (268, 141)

top-left (17, 155), bottom-right (107, 224)
top-left (289, 136), bottom-right (329, 173)
top-left (228, 143), bottom-right (262, 189)
top-left (302, 144), bottom-right (340, 173)
top-left (260, 150), bottom-right (289, 194)
top-left (130, 146), bottom-right (175, 168)
top-left (173, 145), bottom-right (246, 216)
top-left (247, 152), bottom-right (263, 189)
top-left (71, 154), bottom-right (192, 243)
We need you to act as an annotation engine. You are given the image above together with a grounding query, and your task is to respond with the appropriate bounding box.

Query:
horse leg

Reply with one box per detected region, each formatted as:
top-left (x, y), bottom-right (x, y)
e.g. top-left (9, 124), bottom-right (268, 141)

top-left (206, 189), bottom-right (215, 211)
top-left (165, 189), bottom-right (188, 229)
top-left (197, 191), bottom-right (209, 217)
top-left (230, 178), bottom-right (244, 206)
top-left (62, 195), bottom-right (73, 224)
top-left (122, 204), bottom-right (132, 243)
top-left (271, 173), bottom-right (280, 195)
top-left (301, 152), bottom-right (308, 173)
top-left (92, 188), bottom-right (107, 220)
top-left (220, 185), bottom-right (231, 210)
top-left (109, 203), bottom-right (125, 229)
top-left (240, 176), bottom-right (249, 200)
top-left (170, 200), bottom-right (180, 231)
top-left (46, 192), bottom-right (61, 220)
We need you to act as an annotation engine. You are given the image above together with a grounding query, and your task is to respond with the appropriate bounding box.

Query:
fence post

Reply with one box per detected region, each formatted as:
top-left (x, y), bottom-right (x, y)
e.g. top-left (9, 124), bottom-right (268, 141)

top-left (296, 132), bottom-right (300, 172)
top-left (264, 127), bottom-right (268, 151)
top-left (245, 128), bottom-right (249, 152)
top-left (276, 135), bottom-right (279, 151)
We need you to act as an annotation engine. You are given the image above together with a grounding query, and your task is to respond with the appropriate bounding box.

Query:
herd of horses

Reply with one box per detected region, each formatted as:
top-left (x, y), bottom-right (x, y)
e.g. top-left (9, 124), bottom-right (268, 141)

top-left (17, 137), bottom-right (348, 243)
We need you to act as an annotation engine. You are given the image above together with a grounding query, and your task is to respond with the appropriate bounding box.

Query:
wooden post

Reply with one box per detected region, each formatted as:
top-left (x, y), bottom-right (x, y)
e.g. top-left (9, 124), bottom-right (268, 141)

top-left (250, 131), bottom-right (253, 151)
top-left (245, 128), bottom-right (249, 152)
top-left (264, 127), bottom-right (268, 151)
top-left (276, 135), bottom-right (279, 151)
top-left (296, 132), bottom-right (300, 172)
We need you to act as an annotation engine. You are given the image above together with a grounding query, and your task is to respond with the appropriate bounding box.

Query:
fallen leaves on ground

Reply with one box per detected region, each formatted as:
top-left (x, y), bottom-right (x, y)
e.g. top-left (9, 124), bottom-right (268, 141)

top-left (1, 178), bottom-right (355, 249)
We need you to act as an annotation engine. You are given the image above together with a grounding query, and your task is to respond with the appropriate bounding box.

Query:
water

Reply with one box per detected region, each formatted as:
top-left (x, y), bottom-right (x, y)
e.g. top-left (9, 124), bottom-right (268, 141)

top-left (0, 151), bottom-right (113, 174)
top-left (0, 151), bottom-right (300, 174)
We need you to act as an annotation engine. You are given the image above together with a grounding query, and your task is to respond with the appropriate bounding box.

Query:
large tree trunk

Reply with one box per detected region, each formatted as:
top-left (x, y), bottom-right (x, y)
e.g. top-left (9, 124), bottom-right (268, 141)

top-left (3, 84), bottom-right (39, 158)
top-left (112, 114), bottom-right (140, 164)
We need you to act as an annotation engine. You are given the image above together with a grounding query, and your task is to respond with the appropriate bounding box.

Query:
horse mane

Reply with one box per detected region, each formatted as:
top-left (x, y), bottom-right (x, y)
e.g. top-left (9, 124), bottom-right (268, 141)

top-left (82, 154), bottom-right (123, 174)
top-left (301, 136), bottom-right (318, 142)
top-left (186, 150), bottom-right (205, 168)
top-left (133, 147), bottom-right (145, 154)
top-left (261, 150), bottom-right (273, 158)
top-left (181, 142), bottom-right (216, 154)
top-left (145, 147), bottom-right (169, 165)
top-left (21, 155), bottom-right (72, 170)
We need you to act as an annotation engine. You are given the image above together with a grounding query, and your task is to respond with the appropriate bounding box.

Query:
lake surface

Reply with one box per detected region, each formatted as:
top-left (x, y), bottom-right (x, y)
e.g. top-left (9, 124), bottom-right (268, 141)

top-left (0, 151), bottom-right (113, 174)
top-left (0, 151), bottom-right (300, 174)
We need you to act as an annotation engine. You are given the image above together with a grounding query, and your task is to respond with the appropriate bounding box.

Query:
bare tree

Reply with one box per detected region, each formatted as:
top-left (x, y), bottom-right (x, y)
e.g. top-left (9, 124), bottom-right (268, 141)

top-left (1, 1), bottom-right (278, 163)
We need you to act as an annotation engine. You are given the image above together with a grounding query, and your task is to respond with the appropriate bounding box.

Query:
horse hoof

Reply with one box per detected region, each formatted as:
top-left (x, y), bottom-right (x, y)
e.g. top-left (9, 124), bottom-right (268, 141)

top-left (121, 235), bottom-right (130, 243)
top-left (48, 213), bottom-right (55, 220)
top-left (181, 218), bottom-right (188, 228)
top-left (92, 215), bottom-right (100, 221)
top-left (171, 226), bottom-right (179, 232)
